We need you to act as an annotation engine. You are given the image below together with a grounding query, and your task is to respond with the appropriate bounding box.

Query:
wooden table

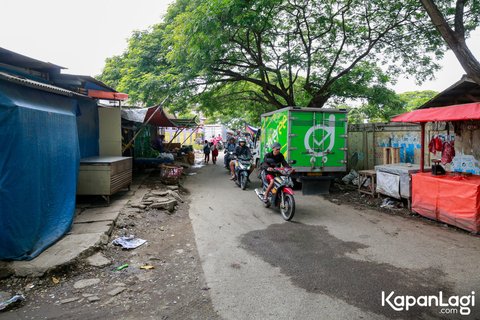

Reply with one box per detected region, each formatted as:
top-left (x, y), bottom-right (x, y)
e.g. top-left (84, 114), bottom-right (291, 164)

top-left (358, 169), bottom-right (377, 196)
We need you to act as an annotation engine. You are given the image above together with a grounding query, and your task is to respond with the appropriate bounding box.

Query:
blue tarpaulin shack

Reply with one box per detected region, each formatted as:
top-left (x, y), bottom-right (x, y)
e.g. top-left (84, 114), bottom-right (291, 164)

top-left (0, 47), bottom-right (125, 260)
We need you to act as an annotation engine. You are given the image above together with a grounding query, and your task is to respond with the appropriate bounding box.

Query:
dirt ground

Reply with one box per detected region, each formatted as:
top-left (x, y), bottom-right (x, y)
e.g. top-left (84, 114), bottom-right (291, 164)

top-left (324, 180), bottom-right (478, 235)
top-left (0, 169), bottom-right (221, 320)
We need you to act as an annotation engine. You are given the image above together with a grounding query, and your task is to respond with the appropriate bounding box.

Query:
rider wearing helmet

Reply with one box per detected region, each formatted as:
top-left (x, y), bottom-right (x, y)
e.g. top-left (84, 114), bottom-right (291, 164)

top-left (224, 137), bottom-right (237, 168)
top-left (230, 137), bottom-right (253, 180)
top-left (261, 142), bottom-right (290, 202)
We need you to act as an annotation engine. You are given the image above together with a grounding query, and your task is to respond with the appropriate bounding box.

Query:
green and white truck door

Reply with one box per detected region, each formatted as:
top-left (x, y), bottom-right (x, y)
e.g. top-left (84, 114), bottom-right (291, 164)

top-left (288, 110), bottom-right (347, 172)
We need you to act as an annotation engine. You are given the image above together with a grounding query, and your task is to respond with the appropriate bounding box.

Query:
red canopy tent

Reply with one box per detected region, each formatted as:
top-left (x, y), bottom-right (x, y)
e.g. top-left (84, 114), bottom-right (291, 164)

top-left (391, 102), bottom-right (480, 233)
top-left (144, 106), bottom-right (179, 128)
top-left (391, 102), bottom-right (480, 123)
top-left (391, 102), bottom-right (480, 172)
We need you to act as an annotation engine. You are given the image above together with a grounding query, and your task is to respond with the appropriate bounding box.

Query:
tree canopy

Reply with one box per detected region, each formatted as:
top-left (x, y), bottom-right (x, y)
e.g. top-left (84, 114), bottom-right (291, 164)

top-left (98, 0), bottom-right (478, 120)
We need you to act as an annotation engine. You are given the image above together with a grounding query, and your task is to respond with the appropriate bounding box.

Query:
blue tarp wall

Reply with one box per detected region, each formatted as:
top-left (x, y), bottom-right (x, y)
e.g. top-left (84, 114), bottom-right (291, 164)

top-left (0, 80), bottom-right (98, 260)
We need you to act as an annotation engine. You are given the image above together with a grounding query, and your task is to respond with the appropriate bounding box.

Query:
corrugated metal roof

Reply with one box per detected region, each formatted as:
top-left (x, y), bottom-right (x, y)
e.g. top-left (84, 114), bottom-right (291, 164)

top-left (0, 71), bottom-right (84, 97)
top-left (0, 47), bottom-right (65, 71)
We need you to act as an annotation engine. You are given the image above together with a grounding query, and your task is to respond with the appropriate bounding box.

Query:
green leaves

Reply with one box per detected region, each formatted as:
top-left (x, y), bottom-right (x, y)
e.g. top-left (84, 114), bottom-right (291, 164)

top-left (98, 0), bottom-right (478, 124)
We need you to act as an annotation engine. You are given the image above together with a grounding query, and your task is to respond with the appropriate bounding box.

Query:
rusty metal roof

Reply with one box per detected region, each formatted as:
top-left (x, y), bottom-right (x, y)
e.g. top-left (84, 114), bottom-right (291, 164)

top-left (419, 75), bottom-right (480, 109)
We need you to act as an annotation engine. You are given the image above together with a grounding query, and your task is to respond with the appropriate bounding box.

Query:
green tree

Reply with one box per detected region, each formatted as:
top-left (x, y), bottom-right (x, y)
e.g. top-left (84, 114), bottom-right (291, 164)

top-left (164, 0), bottom-right (447, 109)
top-left (397, 90), bottom-right (438, 111)
top-left (346, 90), bottom-right (438, 123)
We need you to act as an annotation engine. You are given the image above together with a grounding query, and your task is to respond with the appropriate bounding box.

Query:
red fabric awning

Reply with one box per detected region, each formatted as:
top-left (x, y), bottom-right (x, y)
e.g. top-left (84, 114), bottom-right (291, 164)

top-left (391, 102), bottom-right (480, 123)
top-left (144, 106), bottom-right (178, 127)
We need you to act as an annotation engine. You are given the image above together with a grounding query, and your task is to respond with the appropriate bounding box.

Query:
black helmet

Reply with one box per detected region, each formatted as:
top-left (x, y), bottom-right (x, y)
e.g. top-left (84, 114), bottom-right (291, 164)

top-left (272, 142), bottom-right (281, 150)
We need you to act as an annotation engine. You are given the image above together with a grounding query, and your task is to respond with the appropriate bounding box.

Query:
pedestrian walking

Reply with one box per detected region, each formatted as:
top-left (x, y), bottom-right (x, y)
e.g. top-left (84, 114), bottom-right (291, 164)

top-left (203, 140), bottom-right (211, 164)
top-left (212, 144), bottom-right (219, 164)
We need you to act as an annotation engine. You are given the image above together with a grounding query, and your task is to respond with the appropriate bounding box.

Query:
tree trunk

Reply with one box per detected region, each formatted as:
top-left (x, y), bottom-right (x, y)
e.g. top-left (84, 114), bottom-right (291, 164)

top-left (420, 0), bottom-right (480, 85)
top-left (306, 93), bottom-right (330, 108)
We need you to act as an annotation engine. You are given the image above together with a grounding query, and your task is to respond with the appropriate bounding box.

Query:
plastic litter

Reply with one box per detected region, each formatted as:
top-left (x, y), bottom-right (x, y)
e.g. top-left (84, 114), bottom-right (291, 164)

top-left (112, 235), bottom-right (146, 249)
top-left (140, 265), bottom-right (155, 270)
top-left (0, 294), bottom-right (25, 311)
top-left (342, 170), bottom-right (358, 185)
top-left (115, 264), bottom-right (129, 271)
top-left (380, 198), bottom-right (403, 209)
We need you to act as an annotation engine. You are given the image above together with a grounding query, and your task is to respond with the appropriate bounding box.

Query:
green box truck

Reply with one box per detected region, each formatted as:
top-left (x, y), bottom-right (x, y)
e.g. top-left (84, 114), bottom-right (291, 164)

top-left (256, 107), bottom-right (348, 194)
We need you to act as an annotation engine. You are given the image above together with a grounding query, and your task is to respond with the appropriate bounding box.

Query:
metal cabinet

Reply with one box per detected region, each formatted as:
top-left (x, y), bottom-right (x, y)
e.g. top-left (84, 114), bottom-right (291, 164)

top-left (375, 163), bottom-right (430, 206)
top-left (77, 156), bottom-right (132, 204)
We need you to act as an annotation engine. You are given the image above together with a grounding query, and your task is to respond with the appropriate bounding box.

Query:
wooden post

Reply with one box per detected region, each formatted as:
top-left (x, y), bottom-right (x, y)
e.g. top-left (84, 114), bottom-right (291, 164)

top-left (420, 122), bottom-right (425, 172)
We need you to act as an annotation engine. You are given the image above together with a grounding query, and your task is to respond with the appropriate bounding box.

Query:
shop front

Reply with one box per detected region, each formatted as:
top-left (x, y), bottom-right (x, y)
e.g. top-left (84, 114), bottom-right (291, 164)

top-left (392, 102), bottom-right (480, 233)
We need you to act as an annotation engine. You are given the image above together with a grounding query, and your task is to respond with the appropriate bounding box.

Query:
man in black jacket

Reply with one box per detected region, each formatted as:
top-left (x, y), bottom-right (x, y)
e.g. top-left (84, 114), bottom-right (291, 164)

top-left (230, 137), bottom-right (253, 180)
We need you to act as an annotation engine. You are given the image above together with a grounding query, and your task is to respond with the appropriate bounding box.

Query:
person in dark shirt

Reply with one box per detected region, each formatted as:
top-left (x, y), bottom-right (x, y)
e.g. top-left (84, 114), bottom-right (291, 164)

top-left (152, 134), bottom-right (165, 153)
top-left (261, 142), bottom-right (290, 202)
top-left (229, 137), bottom-right (253, 180)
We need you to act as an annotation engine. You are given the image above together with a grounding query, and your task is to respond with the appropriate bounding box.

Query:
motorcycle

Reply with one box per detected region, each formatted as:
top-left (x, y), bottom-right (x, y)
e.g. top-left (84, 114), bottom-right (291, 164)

top-left (224, 150), bottom-right (235, 169)
top-left (255, 166), bottom-right (296, 221)
top-left (233, 155), bottom-right (253, 190)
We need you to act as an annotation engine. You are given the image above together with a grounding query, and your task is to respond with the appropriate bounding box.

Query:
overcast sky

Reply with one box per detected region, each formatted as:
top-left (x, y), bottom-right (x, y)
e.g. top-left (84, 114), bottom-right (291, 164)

top-left (1, 0), bottom-right (479, 94)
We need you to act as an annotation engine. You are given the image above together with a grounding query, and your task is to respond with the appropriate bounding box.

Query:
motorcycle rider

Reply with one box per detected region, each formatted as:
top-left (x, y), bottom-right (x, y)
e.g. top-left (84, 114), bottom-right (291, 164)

top-left (224, 137), bottom-right (236, 168)
top-left (229, 137), bottom-right (253, 180)
top-left (261, 142), bottom-right (290, 202)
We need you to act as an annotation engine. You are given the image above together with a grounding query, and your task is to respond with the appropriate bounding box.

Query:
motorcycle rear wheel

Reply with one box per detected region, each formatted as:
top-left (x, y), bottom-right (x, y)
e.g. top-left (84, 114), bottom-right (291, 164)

top-left (280, 193), bottom-right (295, 221)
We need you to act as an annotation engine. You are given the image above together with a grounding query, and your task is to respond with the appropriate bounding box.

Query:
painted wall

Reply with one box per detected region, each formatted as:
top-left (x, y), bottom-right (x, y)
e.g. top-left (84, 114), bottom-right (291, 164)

top-left (348, 123), bottom-right (424, 170)
top-left (162, 127), bottom-right (200, 145)
top-left (348, 121), bottom-right (480, 174)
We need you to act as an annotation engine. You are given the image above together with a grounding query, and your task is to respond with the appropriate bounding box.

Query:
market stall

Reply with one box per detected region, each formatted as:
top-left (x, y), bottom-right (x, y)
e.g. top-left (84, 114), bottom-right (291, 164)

top-left (391, 102), bottom-right (480, 233)
top-left (121, 105), bottom-right (198, 167)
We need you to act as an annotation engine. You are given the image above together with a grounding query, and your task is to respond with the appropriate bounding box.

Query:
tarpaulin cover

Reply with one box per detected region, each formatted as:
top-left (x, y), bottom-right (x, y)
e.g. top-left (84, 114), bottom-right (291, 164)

top-left (0, 81), bottom-right (80, 260)
top-left (412, 172), bottom-right (480, 233)
top-left (391, 102), bottom-right (480, 123)
top-left (121, 106), bottom-right (178, 127)
top-left (76, 99), bottom-right (99, 158)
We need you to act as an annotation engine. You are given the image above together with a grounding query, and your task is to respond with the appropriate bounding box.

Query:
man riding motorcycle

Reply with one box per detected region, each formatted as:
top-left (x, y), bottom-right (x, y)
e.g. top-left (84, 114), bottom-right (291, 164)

top-left (230, 137), bottom-right (253, 180)
top-left (261, 142), bottom-right (290, 202)
top-left (224, 137), bottom-right (236, 168)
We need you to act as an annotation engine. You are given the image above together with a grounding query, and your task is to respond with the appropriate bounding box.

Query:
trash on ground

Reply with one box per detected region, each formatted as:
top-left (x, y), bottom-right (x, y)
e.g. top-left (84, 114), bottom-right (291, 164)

top-left (0, 294), bottom-right (25, 311)
top-left (112, 235), bottom-right (147, 249)
top-left (380, 197), bottom-right (403, 209)
top-left (52, 276), bottom-right (60, 284)
top-left (342, 170), bottom-right (358, 185)
top-left (140, 265), bottom-right (155, 270)
top-left (186, 172), bottom-right (197, 176)
top-left (115, 264), bottom-right (129, 271)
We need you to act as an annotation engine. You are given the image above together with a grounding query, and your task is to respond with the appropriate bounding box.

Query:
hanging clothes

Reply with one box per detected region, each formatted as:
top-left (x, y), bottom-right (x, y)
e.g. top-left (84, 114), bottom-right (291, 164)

top-left (428, 136), bottom-right (443, 154)
top-left (441, 141), bottom-right (455, 165)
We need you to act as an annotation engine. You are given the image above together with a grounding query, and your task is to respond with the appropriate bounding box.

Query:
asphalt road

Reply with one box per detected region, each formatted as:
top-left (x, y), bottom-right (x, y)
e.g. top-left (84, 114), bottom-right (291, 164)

top-left (186, 155), bottom-right (480, 320)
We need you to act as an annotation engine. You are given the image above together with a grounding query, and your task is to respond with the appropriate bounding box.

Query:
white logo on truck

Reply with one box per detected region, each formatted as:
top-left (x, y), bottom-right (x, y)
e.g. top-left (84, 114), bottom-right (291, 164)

top-left (304, 114), bottom-right (336, 160)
